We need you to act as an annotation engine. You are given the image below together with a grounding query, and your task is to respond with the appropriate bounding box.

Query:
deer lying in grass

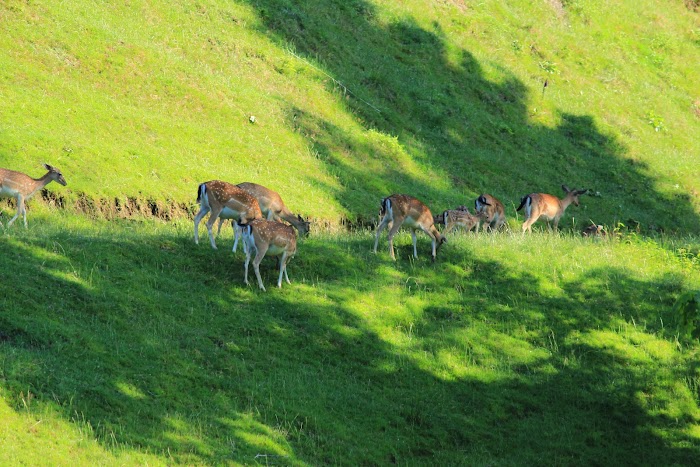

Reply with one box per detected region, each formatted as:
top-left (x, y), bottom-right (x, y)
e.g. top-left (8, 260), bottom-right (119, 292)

top-left (193, 180), bottom-right (262, 250)
top-left (517, 185), bottom-right (589, 233)
top-left (241, 218), bottom-right (297, 291)
top-left (374, 194), bottom-right (446, 261)
top-left (475, 194), bottom-right (506, 232)
top-left (582, 223), bottom-right (606, 237)
top-left (0, 163), bottom-right (67, 228)
top-left (217, 182), bottom-right (310, 250)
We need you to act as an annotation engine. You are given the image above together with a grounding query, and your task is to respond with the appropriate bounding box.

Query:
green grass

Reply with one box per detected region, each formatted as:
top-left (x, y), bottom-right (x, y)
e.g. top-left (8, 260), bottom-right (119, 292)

top-left (1, 0), bottom-right (700, 464)
top-left (1, 212), bottom-right (699, 464)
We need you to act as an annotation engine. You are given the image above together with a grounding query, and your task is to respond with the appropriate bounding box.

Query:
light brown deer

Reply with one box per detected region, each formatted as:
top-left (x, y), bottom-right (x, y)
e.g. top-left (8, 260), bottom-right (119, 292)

top-left (441, 208), bottom-right (481, 234)
top-left (217, 182), bottom-right (310, 247)
top-left (0, 163), bottom-right (67, 228)
top-left (193, 180), bottom-right (262, 250)
top-left (517, 185), bottom-right (589, 233)
top-left (475, 194), bottom-right (506, 232)
top-left (373, 194), bottom-right (446, 261)
top-left (241, 218), bottom-right (297, 291)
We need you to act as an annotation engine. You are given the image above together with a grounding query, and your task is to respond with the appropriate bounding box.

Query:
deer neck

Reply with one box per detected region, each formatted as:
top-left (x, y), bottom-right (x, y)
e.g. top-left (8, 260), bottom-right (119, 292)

top-left (24, 173), bottom-right (53, 198)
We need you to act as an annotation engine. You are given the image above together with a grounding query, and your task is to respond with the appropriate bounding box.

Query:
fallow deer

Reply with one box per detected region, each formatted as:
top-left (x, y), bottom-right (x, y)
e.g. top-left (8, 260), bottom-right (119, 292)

top-left (441, 208), bottom-right (481, 234)
top-left (241, 218), bottom-right (297, 291)
top-left (517, 185), bottom-right (589, 233)
top-left (582, 223), bottom-right (606, 237)
top-left (216, 182), bottom-right (310, 248)
top-left (193, 180), bottom-right (262, 250)
top-left (373, 194), bottom-right (446, 261)
top-left (475, 194), bottom-right (506, 232)
top-left (0, 163), bottom-right (67, 228)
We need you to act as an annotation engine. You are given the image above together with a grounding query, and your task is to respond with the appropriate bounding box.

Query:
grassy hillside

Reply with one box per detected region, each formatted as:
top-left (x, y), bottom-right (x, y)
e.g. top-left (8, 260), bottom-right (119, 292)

top-left (1, 0), bottom-right (699, 230)
top-left (1, 0), bottom-right (700, 465)
top-left (1, 215), bottom-right (699, 465)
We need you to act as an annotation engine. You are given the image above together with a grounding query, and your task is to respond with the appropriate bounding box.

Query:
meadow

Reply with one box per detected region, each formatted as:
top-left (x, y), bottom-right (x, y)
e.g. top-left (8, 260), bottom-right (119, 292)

top-left (1, 0), bottom-right (700, 464)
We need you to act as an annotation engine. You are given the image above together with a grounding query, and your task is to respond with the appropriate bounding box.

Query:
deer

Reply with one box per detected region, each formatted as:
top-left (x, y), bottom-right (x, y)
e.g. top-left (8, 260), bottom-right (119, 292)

top-left (474, 194), bottom-right (506, 232)
top-left (373, 194), bottom-right (446, 261)
top-left (439, 207), bottom-right (481, 235)
top-left (517, 185), bottom-right (589, 233)
top-left (241, 218), bottom-right (297, 291)
top-left (582, 222), bottom-right (606, 237)
top-left (216, 182), bottom-right (310, 248)
top-left (193, 180), bottom-right (262, 251)
top-left (0, 163), bottom-right (67, 228)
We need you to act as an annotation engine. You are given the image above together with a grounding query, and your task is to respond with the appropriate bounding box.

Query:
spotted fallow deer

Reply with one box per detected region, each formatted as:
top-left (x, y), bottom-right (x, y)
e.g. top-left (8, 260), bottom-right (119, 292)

top-left (241, 218), bottom-right (297, 291)
top-left (0, 163), bottom-right (67, 228)
top-left (373, 194), bottom-right (446, 261)
top-left (193, 180), bottom-right (262, 250)
top-left (475, 194), bottom-right (506, 232)
top-left (216, 182), bottom-right (310, 248)
top-left (517, 185), bottom-right (589, 233)
top-left (441, 208), bottom-right (481, 234)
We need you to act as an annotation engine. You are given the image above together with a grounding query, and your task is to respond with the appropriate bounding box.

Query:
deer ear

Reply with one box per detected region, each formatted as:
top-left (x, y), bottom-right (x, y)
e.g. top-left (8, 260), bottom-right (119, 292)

top-left (576, 189), bottom-right (589, 196)
top-left (562, 184), bottom-right (571, 193)
top-left (43, 163), bottom-right (52, 170)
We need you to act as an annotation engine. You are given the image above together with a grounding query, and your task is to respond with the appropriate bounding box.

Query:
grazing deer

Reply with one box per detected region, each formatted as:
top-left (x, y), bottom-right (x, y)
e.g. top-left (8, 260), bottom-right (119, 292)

top-left (241, 218), bottom-right (297, 291)
top-left (193, 180), bottom-right (262, 250)
top-left (0, 163), bottom-right (67, 228)
top-left (475, 194), bottom-right (506, 232)
top-left (441, 208), bottom-right (481, 234)
top-left (373, 194), bottom-right (446, 261)
top-left (217, 182), bottom-right (310, 247)
top-left (517, 185), bottom-right (589, 233)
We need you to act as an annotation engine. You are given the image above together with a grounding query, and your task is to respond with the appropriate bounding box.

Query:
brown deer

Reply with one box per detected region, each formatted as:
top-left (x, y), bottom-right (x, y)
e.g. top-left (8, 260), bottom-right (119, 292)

top-left (193, 180), bottom-right (262, 250)
top-left (217, 182), bottom-right (310, 247)
top-left (517, 185), bottom-right (589, 233)
top-left (582, 223), bottom-right (606, 237)
top-left (0, 163), bottom-right (67, 228)
top-left (373, 194), bottom-right (446, 261)
top-left (475, 194), bottom-right (506, 232)
top-left (241, 218), bottom-right (297, 291)
top-left (441, 208), bottom-right (481, 234)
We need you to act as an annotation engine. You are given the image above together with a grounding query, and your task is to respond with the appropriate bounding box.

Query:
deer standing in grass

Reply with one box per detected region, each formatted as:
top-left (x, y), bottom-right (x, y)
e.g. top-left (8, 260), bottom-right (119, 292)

top-left (440, 208), bottom-right (481, 234)
top-left (373, 194), bottom-right (446, 261)
top-left (0, 163), bottom-right (67, 228)
top-left (217, 182), bottom-right (310, 249)
top-left (475, 194), bottom-right (506, 232)
top-left (241, 218), bottom-right (297, 291)
top-left (517, 185), bottom-right (589, 233)
top-left (193, 180), bottom-right (262, 250)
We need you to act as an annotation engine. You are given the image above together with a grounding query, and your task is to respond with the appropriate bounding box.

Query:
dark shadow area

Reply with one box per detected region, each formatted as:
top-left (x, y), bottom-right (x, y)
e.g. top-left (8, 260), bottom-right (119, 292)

top-left (1, 225), bottom-right (699, 464)
top-left (247, 0), bottom-right (700, 234)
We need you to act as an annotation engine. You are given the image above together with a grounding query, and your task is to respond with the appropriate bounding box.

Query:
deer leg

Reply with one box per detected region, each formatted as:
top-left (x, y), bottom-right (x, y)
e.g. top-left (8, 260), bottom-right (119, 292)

top-left (277, 252), bottom-right (289, 288)
top-left (411, 230), bottom-right (419, 258)
top-left (205, 206), bottom-right (224, 249)
top-left (7, 196), bottom-right (23, 228)
top-left (386, 220), bottom-right (403, 261)
top-left (373, 215), bottom-right (391, 253)
top-left (242, 228), bottom-right (256, 285)
top-left (193, 204), bottom-right (211, 244)
top-left (282, 256), bottom-right (291, 284)
top-left (253, 245), bottom-right (269, 291)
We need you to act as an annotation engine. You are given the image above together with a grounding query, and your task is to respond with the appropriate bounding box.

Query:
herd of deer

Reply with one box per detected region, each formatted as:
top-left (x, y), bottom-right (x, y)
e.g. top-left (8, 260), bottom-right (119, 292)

top-left (1, 163), bottom-right (593, 291)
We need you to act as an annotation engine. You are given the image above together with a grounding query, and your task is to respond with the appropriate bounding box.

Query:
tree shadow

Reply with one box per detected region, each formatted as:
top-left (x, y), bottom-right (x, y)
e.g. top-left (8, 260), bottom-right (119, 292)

top-left (248, 0), bottom-right (700, 234)
top-left (2, 225), bottom-right (699, 463)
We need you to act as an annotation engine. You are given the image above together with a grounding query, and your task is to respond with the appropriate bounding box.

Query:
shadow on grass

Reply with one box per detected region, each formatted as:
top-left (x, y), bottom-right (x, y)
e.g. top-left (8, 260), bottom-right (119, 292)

top-left (0, 224), bottom-right (698, 464)
top-left (247, 0), bottom-right (700, 234)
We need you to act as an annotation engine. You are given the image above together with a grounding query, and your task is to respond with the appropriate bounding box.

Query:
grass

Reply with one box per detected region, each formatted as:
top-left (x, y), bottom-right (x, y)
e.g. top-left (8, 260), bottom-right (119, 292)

top-left (1, 211), bottom-right (699, 464)
top-left (1, 0), bottom-right (699, 464)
